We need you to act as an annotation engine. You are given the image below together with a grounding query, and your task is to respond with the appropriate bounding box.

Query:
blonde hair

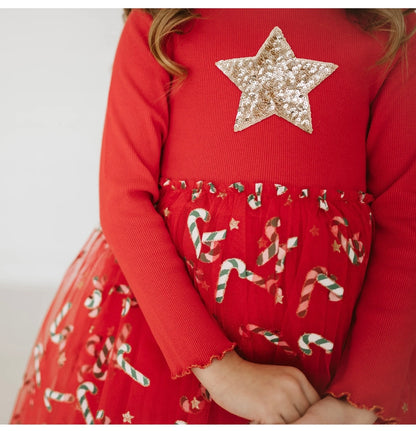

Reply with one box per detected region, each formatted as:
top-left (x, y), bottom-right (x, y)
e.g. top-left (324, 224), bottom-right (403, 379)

top-left (123, 8), bottom-right (416, 81)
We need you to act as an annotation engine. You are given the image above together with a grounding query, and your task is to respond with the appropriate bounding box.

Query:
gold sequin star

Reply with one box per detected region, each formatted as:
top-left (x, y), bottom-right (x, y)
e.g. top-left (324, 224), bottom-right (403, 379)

top-left (216, 27), bottom-right (338, 133)
top-left (163, 207), bottom-right (171, 217)
top-left (332, 240), bottom-right (341, 253)
top-left (402, 402), bottom-right (408, 414)
top-left (309, 225), bottom-right (320, 236)
top-left (229, 218), bottom-right (240, 230)
top-left (191, 397), bottom-right (201, 410)
top-left (122, 411), bottom-right (134, 424)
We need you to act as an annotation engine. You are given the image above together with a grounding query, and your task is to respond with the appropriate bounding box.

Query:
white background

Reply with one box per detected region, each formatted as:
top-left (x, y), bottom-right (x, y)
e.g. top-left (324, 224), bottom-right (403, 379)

top-left (0, 8), bottom-right (124, 422)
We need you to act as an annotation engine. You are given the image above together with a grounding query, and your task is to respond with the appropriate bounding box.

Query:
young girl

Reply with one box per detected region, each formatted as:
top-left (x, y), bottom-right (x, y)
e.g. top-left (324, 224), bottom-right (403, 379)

top-left (10, 8), bottom-right (416, 424)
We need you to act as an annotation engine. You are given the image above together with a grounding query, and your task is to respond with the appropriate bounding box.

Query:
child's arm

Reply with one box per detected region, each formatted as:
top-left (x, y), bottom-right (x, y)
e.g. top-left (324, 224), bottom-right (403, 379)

top-left (313, 14), bottom-right (416, 423)
top-left (192, 349), bottom-right (320, 424)
top-left (99, 9), bottom-right (236, 379)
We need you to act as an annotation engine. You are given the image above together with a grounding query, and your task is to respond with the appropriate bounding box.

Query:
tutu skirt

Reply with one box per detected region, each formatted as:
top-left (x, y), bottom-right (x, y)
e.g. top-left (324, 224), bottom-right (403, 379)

top-left (10, 178), bottom-right (374, 424)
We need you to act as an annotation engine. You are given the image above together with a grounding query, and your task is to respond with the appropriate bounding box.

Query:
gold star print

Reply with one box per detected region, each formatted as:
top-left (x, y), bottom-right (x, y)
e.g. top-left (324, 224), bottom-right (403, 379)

top-left (89, 325), bottom-right (95, 334)
top-left (163, 207), bottom-right (171, 217)
top-left (217, 191), bottom-right (227, 199)
top-left (229, 218), bottom-right (240, 230)
top-left (257, 237), bottom-right (268, 248)
top-left (215, 27), bottom-right (338, 133)
top-left (309, 225), bottom-right (320, 236)
top-left (57, 352), bottom-right (67, 367)
top-left (122, 411), bottom-right (134, 424)
top-left (402, 402), bottom-right (408, 414)
top-left (191, 397), bottom-right (201, 410)
top-left (332, 240), bottom-right (341, 253)
top-left (284, 195), bottom-right (293, 206)
top-left (200, 280), bottom-right (210, 291)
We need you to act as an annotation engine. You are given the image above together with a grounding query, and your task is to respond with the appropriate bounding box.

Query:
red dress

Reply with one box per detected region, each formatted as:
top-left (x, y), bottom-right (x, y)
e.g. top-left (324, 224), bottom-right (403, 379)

top-left (10, 9), bottom-right (416, 424)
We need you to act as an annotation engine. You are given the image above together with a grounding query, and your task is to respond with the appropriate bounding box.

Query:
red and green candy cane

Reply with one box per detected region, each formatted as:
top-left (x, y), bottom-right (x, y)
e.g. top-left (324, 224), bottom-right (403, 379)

top-left (33, 342), bottom-right (44, 387)
top-left (116, 343), bottom-right (150, 387)
top-left (43, 387), bottom-right (75, 412)
top-left (216, 258), bottom-right (267, 303)
top-left (298, 333), bottom-right (334, 356)
top-left (187, 208), bottom-right (227, 263)
top-left (49, 301), bottom-right (73, 353)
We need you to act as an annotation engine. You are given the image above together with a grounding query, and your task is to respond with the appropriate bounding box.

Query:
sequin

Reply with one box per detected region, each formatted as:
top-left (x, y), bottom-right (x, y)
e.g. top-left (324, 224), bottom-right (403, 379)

top-left (215, 27), bottom-right (338, 133)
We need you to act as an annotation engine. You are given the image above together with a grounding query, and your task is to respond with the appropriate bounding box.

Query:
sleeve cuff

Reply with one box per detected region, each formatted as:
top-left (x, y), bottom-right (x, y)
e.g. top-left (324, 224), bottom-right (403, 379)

top-left (170, 342), bottom-right (237, 380)
top-left (325, 389), bottom-right (397, 424)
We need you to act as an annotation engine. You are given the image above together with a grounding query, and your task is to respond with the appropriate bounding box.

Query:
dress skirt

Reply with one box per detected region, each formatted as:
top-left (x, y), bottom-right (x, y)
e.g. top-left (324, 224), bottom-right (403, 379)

top-left (10, 177), bottom-right (374, 424)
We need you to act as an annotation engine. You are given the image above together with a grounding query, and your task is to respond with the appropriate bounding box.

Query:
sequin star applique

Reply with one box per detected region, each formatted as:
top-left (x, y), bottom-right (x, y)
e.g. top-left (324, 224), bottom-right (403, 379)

top-left (215, 26), bottom-right (338, 133)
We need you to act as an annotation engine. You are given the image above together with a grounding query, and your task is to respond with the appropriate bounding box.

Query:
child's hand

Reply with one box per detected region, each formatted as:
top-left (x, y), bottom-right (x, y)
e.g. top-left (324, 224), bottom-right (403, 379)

top-left (192, 350), bottom-right (320, 423)
top-left (292, 395), bottom-right (378, 424)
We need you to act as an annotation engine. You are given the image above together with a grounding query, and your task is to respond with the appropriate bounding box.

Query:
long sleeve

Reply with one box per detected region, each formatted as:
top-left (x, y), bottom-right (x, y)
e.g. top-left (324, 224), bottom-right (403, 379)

top-left (99, 9), bottom-right (236, 379)
top-left (326, 15), bottom-right (416, 422)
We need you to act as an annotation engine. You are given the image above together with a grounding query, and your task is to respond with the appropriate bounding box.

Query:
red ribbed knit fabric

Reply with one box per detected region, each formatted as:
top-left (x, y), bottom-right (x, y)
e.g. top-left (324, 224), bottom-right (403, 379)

top-left (10, 9), bottom-right (416, 424)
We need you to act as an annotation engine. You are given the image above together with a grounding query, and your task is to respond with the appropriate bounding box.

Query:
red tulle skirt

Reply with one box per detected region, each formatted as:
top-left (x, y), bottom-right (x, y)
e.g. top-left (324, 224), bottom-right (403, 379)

top-left (10, 178), bottom-right (374, 424)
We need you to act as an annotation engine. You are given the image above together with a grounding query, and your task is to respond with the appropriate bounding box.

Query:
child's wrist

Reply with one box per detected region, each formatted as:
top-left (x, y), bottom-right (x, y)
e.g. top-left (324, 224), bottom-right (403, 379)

top-left (191, 349), bottom-right (243, 392)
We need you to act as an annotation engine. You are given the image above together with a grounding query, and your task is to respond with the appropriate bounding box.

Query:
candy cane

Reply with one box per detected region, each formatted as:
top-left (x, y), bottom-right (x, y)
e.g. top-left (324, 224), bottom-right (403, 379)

top-left (44, 388), bottom-right (74, 411)
top-left (187, 208), bottom-right (210, 258)
top-left (239, 324), bottom-right (295, 356)
top-left (84, 289), bottom-right (102, 318)
top-left (256, 217), bottom-right (298, 274)
top-left (200, 229), bottom-right (227, 263)
top-left (274, 183), bottom-right (288, 196)
top-left (207, 182), bottom-right (217, 193)
top-left (229, 182), bottom-right (245, 192)
top-left (274, 237), bottom-right (298, 273)
top-left (191, 181), bottom-right (203, 202)
top-left (187, 209), bottom-right (227, 262)
top-left (95, 409), bottom-right (111, 424)
top-left (216, 258), bottom-right (266, 303)
top-left (111, 284), bottom-right (137, 317)
top-left (92, 336), bottom-right (115, 380)
top-left (49, 302), bottom-right (73, 350)
top-left (162, 178), bottom-right (173, 188)
top-left (330, 216), bottom-right (365, 265)
top-left (76, 381), bottom-right (97, 424)
top-left (121, 297), bottom-right (131, 317)
top-left (110, 323), bottom-right (132, 368)
top-left (86, 334), bottom-right (101, 357)
top-left (298, 333), bottom-right (333, 356)
top-left (296, 267), bottom-right (343, 318)
top-left (318, 189), bottom-right (329, 211)
top-left (247, 183), bottom-right (263, 209)
top-left (117, 343), bottom-right (150, 387)
top-left (33, 343), bottom-right (43, 387)
top-left (257, 217), bottom-right (281, 265)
